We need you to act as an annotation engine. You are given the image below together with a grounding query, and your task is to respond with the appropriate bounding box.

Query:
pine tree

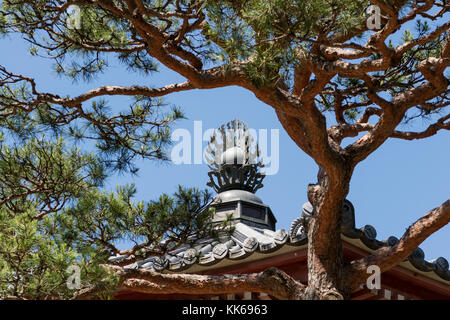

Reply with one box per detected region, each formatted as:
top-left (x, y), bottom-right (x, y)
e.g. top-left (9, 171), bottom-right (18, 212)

top-left (0, 0), bottom-right (448, 299)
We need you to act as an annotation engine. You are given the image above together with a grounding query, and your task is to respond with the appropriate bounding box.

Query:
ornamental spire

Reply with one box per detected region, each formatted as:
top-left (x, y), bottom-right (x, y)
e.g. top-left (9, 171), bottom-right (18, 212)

top-left (205, 119), bottom-right (265, 193)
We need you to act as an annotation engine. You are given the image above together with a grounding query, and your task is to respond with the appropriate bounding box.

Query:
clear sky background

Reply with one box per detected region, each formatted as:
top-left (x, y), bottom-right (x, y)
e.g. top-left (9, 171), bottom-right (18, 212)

top-left (0, 28), bottom-right (448, 261)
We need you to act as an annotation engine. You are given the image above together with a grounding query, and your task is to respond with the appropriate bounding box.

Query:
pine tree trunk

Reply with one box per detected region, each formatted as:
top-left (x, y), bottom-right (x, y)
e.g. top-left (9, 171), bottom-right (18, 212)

top-left (303, 169), bottom-right (353, 300)
top-left (304, 215), bottom-right (346, 299)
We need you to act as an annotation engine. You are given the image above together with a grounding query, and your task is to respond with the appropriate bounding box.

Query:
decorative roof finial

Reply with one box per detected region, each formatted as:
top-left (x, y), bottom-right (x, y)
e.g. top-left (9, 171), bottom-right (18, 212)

top-left (205, 119), bottom-right (265, 193)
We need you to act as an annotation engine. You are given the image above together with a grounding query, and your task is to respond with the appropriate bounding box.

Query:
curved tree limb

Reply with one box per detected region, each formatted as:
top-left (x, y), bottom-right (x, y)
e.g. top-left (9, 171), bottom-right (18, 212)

top-left (75, 266), bottom-right (307, 300)
top-left (390, 114), bottom-right (450, 140)
top-left (345, 199), bottom-right (450, 291)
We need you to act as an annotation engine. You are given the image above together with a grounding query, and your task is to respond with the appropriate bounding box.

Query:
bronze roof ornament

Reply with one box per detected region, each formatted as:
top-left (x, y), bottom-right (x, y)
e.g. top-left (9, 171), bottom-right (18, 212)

top-left (205, 119), bottom-right (265, 194)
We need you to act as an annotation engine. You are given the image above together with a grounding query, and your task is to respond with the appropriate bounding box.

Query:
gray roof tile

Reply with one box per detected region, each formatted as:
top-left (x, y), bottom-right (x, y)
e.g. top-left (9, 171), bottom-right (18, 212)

top-left (109, 201), bottom-right (449, 282)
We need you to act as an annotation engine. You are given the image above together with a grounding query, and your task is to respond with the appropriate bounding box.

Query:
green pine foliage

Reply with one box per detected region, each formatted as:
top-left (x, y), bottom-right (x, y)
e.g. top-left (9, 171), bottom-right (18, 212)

top-left (0, 135), bottom-right (214, 299)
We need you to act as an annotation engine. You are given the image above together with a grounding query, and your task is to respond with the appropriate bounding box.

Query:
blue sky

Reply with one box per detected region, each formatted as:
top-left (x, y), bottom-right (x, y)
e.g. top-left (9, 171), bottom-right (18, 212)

top-left (0, 30), bottom-right (448, 262)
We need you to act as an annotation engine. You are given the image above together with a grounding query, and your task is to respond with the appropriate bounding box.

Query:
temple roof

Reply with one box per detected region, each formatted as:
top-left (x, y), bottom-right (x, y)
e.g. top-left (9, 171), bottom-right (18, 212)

top-left (110, 120), bottom-right (449, 285)
top-left (109, 199), bottom-right (450, 283)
